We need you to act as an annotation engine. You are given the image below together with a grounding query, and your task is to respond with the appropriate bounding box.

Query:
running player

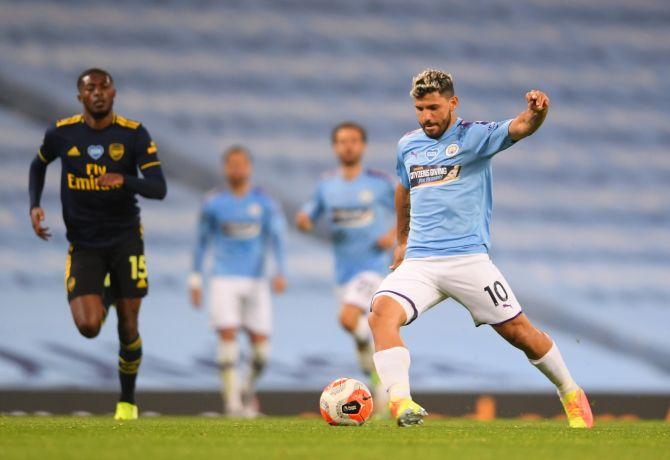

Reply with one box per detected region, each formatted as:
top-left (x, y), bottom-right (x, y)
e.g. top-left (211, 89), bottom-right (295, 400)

top-left (189, 146), bottom-right (287, 417)
top-left (28, 68), bottom-right (167, 420)
top-left (369, 69), bottom-right (593, 428)
top-left (296, 122), bottom-right (395, 411)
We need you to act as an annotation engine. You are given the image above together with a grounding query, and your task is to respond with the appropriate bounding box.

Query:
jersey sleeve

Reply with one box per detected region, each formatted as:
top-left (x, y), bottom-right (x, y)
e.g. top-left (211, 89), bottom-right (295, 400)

top-left (396, 142), bottom-right (410, 189)
top-left (133, 125), bottom-right (162, 174)
top-left (192, 200), bottom-right (216, 274)
top-left (37, 127), bottom-right (60, 164)
top-left (471, 120), bottom-right (516, 159)
top-left (301, 181), bottom-right (325, 222)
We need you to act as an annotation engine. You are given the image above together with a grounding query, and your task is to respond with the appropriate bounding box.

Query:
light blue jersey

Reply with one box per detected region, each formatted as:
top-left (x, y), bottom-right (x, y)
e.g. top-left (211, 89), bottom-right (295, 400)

top-left (193, 187), bottom-right (286, 278)
top-left (302, 169), bottom-right (395, 285)
top-left (396, 118), bottom-right (515, 259)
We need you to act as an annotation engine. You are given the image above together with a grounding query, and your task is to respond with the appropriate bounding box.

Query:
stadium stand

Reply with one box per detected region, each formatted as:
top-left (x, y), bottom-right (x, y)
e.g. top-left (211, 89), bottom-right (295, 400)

top-left (0, 0), bottom-right (668, 395)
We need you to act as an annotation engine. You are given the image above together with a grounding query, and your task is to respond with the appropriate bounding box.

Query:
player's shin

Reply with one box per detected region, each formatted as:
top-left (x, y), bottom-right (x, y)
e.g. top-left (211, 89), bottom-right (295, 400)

top-left (243, 340), bottom-right (269, 415)
top-left (373, 346), bottom-right (411, 401)
top-left (218, 339), bottom-right (242, 415)
top-left (529, 340), bottom-right (578, 397)
top-left (118, 335), bottom-right (142, 404)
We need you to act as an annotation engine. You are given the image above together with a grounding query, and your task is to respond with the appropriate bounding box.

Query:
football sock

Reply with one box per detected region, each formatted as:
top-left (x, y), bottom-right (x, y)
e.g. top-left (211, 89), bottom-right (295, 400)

top-left (118, 335), bottom-right (142, 404)
top-left (352, 316), bottom-right (375, 377)
top-left (373, 346), bottom-right (411, 400)
top-left (529, 341), bottom-right (579, 397)
top-left (352, 314), bottom-right (371, 343)
top-left (246, 340), bottom-right (270, 394)
top-left (218, 339), bottom-right (242, 412)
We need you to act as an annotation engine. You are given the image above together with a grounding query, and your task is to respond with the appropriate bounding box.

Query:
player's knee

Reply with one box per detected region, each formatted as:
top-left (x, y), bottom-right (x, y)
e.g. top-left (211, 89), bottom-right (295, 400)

top-left (339, 308), bottom-right (359, 332)
top-left (76, 319), bottom-right (101, 339)
top-left (369, 297), bottom-right (404, 330)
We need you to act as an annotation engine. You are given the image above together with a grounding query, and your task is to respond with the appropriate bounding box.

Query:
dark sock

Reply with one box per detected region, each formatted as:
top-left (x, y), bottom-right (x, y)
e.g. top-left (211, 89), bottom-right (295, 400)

top-left (118, 335), bottom-right (142, 404)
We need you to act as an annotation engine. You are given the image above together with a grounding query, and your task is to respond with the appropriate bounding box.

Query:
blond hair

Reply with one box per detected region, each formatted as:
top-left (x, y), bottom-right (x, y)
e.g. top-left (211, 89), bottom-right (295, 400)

top-left (410, 69), bottom-right (454, 98)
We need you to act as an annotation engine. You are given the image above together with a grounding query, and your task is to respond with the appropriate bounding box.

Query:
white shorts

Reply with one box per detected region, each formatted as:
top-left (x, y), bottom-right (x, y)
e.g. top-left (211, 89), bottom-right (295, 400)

top-left (372, 253), bottom-right (522, 327)
top-left (209, 276), bottom-right (272, 335)
top-left (336, 271), bottom-right (385, 311)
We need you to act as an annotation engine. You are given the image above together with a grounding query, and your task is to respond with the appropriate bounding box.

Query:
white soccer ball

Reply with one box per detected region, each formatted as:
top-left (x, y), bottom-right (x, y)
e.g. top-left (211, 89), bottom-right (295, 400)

top-left (319, 378), bottom-right (373, 426)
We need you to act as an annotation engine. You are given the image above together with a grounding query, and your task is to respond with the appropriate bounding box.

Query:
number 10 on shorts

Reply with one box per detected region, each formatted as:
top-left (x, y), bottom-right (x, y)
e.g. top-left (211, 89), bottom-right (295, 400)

top-left (484, 281), bottom-right (508, 307)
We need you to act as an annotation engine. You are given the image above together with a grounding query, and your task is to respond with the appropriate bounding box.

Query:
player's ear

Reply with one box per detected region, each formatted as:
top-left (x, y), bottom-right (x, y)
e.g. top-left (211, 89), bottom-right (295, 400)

top-left (450, 95), bottom-right (459, 110)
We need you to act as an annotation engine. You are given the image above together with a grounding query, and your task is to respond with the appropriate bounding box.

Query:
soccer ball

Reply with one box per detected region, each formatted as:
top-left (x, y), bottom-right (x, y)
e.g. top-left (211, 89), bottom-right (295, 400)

top-left (319, 378), bottom-right (373, 426)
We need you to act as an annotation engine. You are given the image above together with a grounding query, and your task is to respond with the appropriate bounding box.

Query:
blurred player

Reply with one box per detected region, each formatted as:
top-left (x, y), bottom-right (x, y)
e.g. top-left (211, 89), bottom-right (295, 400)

top-left (296, 122), bottom-right (395, 413)
top-left (28, 68), bottom-right (167, 420)
top-left (189, 146), bottom-right (287, 417)
top-left (369, 69), bottom-right (593, 428)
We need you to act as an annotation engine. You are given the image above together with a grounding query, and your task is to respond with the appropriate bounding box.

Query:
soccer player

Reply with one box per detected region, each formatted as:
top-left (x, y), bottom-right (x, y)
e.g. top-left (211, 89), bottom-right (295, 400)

top-left (28, 68), bottom-right (167, 420)
top-left (189, 146), bottom-right (287, 417)
top-left (369, 69), bottom-right (594, 428)
top-left (296, 122), bottom-right (396, 411)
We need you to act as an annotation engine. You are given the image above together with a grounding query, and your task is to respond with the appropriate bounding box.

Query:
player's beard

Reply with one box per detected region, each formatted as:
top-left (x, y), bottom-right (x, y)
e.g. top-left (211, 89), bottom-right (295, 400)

top-left (89, 101), bottom-right (113, 120)
top-left (422, 112), bottom-right (452, 139)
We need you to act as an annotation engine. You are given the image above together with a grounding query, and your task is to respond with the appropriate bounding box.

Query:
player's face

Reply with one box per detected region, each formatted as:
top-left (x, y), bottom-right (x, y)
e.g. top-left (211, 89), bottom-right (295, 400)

top-left (333, 128), bottom-right (366, 167)
top-left (414, 92), bottom-right (459, 139)
top-left (78, 73), bottom-right (116, 120)
top-left (224, 152), bottom-right (252, 187)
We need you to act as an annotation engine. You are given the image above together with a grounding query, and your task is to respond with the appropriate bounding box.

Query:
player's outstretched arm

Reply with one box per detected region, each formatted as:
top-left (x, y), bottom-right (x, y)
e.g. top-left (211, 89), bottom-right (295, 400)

top-left (508, 90), bottom-right (550, 142)
top-left (28, 156), bottom-right (51, 241)
top-left (390, 184), bottom-right (410, 270)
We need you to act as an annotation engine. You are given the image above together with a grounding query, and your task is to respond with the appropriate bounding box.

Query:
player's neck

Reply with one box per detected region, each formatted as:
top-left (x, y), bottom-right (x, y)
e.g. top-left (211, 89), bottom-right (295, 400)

top-left (340, 163), bottom-right (363, 181)
top-left (229, 182), bottom-right (251, 196)
top-left (83, 111), bottom-right (114, 130)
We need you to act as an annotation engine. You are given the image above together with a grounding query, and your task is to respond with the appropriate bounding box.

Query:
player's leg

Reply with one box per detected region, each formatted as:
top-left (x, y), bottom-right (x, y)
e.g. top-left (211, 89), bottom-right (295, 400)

top-left (368, 260), bottom-right (445, 426)
top-left (69, 295), bottom-right (106, 338)
top-left (493, 314), bottom-right (593, 428)
top-left (217, 328), bottom-right (244, 416)
top-left (442, 254), bottom-right (592, 428)
top-left (210, 277), bottom-right (244, 416)
top-left (66, 245), bottom-right (107, 338)
top-left (115, 297), bottom-right (142, 420)
top-left (338, 272), bottom-right (384, 404)
top-left (240, 279), bottom-right (272, 417)
top-left (109, 230), bottom-right (148, 420)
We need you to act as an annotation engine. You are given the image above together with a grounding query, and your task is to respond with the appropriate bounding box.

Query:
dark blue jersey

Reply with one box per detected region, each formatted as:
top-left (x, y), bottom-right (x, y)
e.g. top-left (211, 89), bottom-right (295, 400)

top-left (37, 114), bottom-right (164, 248)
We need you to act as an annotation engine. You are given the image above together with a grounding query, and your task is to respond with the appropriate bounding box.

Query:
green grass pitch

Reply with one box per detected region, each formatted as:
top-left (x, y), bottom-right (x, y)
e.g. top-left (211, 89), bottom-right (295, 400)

top-left (1, 416), bottom-right (668, 460)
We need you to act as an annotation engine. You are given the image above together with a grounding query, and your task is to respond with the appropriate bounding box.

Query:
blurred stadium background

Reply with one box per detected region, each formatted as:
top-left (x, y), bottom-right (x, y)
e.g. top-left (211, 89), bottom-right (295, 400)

top-left (0, 0), bottom-right (668, 418)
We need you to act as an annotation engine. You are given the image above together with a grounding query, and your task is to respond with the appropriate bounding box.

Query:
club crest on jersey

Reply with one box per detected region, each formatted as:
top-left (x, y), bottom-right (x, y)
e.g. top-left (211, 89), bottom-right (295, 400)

top-left (359, 189), bottom-right (374, 204)
top-left (109, 143), bottom-right (125, 161)
top-left (425, 149), bottom-right (438, 161)
top-left (87, 145), bottom-right (104, 160)
top-left (445, 143), bottom-right (460, 157)
top-left (247, 203), bottom-right (262, 217)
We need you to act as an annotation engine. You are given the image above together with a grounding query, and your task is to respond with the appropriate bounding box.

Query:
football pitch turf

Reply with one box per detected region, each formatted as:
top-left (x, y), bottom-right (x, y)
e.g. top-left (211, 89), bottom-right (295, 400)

top-left (1, 416), bottom-right (668, 460)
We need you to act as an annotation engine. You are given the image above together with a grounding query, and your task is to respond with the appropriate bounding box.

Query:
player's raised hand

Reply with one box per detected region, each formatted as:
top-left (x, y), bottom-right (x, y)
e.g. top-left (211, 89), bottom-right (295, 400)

top-left (389, 243), bottom-right (406, 270)
top-left (96, 173), bottom-right (124, 188)
top-left (272, 275), bottom-right (287, 294)
top-left (526, 90), bottom-right (549, 113)
top-left (295, 212), bottom-right (313, 232)
top-left (30, 207), bottom-right (51, 241)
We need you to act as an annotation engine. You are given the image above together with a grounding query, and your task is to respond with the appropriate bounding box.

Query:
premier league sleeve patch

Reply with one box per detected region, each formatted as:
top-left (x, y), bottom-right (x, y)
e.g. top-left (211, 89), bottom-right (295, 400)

top-left (87, 145), bottom-right (104, 160)
top-left (409, 164), bottom-right (461, 188)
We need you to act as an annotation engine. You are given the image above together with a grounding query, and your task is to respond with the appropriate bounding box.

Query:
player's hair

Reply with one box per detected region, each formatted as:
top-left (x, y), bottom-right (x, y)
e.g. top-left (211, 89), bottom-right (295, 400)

top-left (410, 69), bottom-right (455, 98)
top-left (331, 121), bottom-right (367, 144)
top-left (77, 68), bottom-right (114, 89)
top-left (222, 145), bottom-right (253, 163)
